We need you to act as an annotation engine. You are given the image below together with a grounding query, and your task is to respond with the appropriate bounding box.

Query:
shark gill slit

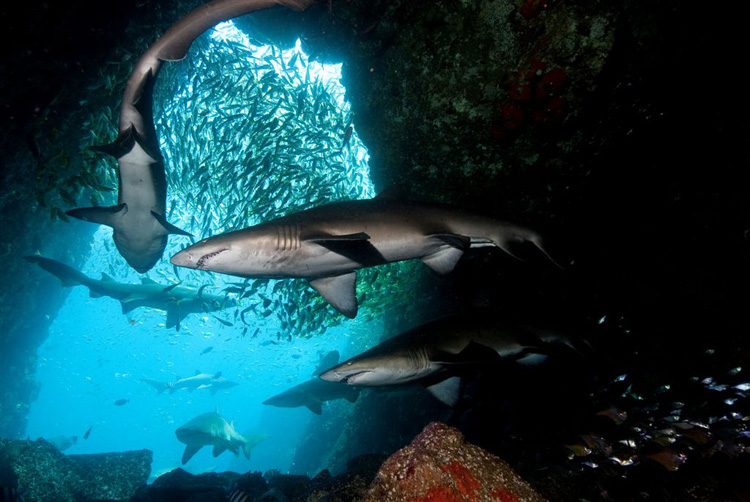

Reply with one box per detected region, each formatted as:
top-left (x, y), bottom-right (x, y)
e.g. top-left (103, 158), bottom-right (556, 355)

top-left (276, 224), bottom-right (301, 251)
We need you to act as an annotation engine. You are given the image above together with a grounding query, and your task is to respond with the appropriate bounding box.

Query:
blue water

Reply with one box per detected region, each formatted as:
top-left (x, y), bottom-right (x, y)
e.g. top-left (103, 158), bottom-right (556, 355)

top-left (26, 19), bottom-right (377, 482)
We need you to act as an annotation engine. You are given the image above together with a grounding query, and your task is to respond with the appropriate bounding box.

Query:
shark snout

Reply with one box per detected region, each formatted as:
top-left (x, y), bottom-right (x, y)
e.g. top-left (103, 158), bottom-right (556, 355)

top-left (170, 248), bottom-right (195, 268)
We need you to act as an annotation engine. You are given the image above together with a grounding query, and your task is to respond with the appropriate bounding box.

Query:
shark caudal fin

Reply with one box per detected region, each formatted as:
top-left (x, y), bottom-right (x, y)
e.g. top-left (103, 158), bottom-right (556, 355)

top-left (24, 255), bottom-right (91, 288)
top-left (140, 378), bottom-right (170, 394)
top-left (242, 434), bottom-right (268, 460)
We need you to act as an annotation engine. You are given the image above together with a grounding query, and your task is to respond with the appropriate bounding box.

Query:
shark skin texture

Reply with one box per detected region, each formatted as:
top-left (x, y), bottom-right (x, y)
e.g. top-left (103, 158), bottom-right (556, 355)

top-left (171, 191), bottom-right (560, 318)
top-left (67, 0), bottom-right (314, 273)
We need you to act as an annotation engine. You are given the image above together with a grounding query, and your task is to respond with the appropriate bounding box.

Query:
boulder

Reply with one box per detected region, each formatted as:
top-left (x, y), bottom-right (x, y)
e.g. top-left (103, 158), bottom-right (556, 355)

top-left (364, 422), bottom-right (546, 502)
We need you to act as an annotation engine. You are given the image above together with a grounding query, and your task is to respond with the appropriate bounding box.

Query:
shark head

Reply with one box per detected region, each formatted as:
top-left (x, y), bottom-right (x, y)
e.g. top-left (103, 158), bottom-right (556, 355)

top-left (171, 228), bottom-right (275, 277)
top-left (319, 348), bottom-right (434, 387)
top-left (114, 232), bottom-right (167, 274)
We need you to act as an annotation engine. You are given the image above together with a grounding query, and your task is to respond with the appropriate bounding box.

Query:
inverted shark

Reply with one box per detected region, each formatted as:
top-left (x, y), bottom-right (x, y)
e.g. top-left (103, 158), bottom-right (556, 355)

top-left (170, 192), bottom-right (559, 318)
top-left (67, 0), bottom-right (314, 273)
top-left (26, 255), bottom-right (235, 330)
top-left (175, 410), bottom-right (266, 464)
top-left (319, 309), bottom-right (580, 406)
top-left (262, 377), bottom-right (360, 415)
top-left (142, 371), bottom-right (239, 395)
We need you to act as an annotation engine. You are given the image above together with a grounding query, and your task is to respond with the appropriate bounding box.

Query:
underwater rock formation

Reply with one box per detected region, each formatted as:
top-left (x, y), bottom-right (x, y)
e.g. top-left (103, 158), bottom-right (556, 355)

top-left (0, 438), bottom-right (150, 501)
top-left (132, 455), bottom-right (385, 502)
top-left (364, 421), bottom-right (546, 502)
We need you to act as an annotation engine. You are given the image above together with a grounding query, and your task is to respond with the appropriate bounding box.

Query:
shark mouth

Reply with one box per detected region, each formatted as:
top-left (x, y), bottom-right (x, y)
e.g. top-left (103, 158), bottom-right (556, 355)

top-left (341, 371), bottom-right (370, 385)
top-left (196, 249), bottom-right (228, 270)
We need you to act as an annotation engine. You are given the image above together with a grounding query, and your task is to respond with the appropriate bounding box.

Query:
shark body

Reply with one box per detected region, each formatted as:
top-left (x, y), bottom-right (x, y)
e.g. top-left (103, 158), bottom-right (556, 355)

top-left (319, 309), bottom-right (578, 406)
top-left (142, 371), bottom-right (239, 395)
top-left (262, 378), bottom-right (360, 415)
top-left (171, 193), bottom-right (557, 317)
top-left (67, 0), bottom-right (313, 273)
top-left (26, 255), bottom-right (234, 330)
top-left (175, 411), bottom-right (266, 464)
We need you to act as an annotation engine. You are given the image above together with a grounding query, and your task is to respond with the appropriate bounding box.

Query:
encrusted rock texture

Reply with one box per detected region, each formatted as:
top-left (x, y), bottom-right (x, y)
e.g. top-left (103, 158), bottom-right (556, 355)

top-left (0, 438), bottom-right (151, 501)
top-left (364, 422), bottom-right (546, 502)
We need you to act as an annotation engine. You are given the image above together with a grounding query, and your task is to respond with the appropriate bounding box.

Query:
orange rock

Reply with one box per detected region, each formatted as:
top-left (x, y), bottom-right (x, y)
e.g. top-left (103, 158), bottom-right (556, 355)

top-left (363, 422), bottom-right (547, 502)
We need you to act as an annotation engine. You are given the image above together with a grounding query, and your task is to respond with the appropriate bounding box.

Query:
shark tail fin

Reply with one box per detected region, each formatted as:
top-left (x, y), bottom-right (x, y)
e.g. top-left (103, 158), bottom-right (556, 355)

top-left (24, 255), bottom-right (91, 288)
top-left (242, 434), bottom-right (268, 460)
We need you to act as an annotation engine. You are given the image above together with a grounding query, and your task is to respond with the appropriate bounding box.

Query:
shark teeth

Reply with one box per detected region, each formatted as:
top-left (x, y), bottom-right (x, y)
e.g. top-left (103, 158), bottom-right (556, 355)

top-left (196, 249), bottom-right (228, 269)
top-left (342, 371), bottom-right (369, 385)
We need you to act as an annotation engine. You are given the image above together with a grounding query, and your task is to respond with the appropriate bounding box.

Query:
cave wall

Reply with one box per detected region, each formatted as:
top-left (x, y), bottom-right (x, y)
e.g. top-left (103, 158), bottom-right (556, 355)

top-left (1, 0), bottom-right (747, 470)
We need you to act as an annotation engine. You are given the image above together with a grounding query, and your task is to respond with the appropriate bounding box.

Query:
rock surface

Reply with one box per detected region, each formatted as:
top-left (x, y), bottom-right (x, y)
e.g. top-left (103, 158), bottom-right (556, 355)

top-left (364, 422), bottom-right (546, 502)
top-left (0, 438), bottom-right (151, 501)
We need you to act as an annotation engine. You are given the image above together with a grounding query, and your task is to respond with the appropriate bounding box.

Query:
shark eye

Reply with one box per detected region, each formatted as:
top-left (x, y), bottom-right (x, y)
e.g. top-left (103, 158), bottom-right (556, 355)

top-left (346, 361), bottom-right (353, 366)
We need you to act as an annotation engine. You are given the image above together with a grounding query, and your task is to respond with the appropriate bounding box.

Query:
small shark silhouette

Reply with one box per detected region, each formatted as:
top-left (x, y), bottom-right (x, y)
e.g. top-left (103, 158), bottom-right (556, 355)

top-left (26, 255), bottom-right (234, 330)
top-left (175, 410), bottom-right (266, 464)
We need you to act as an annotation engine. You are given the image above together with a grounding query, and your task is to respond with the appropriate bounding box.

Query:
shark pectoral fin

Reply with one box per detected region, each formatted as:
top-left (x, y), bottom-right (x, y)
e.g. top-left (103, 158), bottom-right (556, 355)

top-left (304, 400), bottom-right (323, 415)
top-left (120, 301), bottom-right (139, 315)
top-left (212, 444), bottom-right (228, 458)
top-left (304, 233), bottom-right (386, 267)
top-left (345, 390), bottom-right (360, 403)
top-left (308, 273), bottom-right (358, 318)
top-left (182, 444), bottom-right (202, 464)
top-left (424, 376), bottom-right (462, 407)
top-left (150, 211), bottom-right (192, 236)
top-left (66, 203), bottom-right (127, 228)
top-left (303, 232), bottom-right (371, 242)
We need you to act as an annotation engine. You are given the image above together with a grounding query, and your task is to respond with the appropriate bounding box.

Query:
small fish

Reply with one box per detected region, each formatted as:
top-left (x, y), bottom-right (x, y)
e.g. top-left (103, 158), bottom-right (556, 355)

top-left (201, 347), bottom-right (214, 355)
top-left (212, 316), bottom-right (233, 327)
top-left (114, 399), bottom-right (129, 406)
top-left (83, 427), bottom-right (92, 440)
top-left (340, 124), bottom-right (353, 149)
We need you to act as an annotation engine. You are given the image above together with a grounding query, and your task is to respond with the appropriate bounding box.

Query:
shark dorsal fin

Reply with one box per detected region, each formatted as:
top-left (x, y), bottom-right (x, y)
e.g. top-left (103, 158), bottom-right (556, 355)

top-left (308, 272), bottom-right (358, 318)
top-left (100, 273), bottom-right (114, 282)
top-left (140, 277), bottom-right (158, 285)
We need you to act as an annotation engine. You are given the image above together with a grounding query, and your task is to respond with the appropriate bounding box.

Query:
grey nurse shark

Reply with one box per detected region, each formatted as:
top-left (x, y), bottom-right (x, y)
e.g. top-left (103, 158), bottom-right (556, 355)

top-left (25, 255), bottom-right (235, 330)
top-left (175, 410), bottom-right (267, 464)
top-left (142, 371), bottom-right (239, 395)
top-left (262, 378), bottom-right (360, 415)
top-left (319, 309), bottom-right (581, 407)
top-left (171, 192), bottom-right (560, 318)
top-left (66, 0), bottom-right (313, 273)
